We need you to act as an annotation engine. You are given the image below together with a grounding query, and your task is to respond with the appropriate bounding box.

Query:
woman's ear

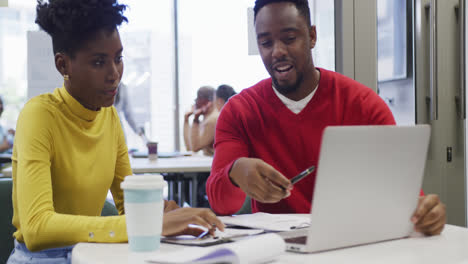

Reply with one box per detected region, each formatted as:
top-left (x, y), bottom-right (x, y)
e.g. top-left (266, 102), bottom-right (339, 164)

top-left (55, 52), bottom-right (69, 77)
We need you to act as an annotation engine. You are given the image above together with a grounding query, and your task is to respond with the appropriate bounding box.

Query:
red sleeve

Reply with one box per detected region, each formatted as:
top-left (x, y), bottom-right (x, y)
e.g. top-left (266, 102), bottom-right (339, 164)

top-left (206, 100), bottom-right (249, 215)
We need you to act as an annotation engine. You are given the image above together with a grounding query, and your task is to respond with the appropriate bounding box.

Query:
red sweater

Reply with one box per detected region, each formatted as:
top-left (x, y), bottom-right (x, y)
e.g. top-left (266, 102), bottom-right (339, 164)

top-left (207, 68), bottom-right (396, 215)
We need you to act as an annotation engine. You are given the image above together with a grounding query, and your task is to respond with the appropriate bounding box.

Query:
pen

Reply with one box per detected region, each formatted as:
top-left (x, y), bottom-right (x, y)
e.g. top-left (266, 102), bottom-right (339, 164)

top-left (196, 230), bottom-right (210, 240)
top-left (290, 165), bottom-right (315, 185)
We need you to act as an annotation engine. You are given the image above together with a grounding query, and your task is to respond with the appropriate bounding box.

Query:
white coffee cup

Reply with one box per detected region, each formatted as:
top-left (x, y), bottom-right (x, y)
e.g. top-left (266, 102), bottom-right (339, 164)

top-left (121, 174), bottom-right (167, 252)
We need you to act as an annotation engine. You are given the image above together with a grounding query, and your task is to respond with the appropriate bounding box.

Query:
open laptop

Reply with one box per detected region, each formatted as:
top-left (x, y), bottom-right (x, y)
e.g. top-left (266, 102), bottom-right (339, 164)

top-left (284, 125), bottom-right (431, 253)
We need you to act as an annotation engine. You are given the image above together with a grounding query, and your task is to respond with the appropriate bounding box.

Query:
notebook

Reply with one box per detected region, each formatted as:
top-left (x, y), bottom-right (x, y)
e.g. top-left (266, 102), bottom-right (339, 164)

top-left (146, 233), bottom-right (285, 264)
top-left (284, 125), bottom-right (431, 253)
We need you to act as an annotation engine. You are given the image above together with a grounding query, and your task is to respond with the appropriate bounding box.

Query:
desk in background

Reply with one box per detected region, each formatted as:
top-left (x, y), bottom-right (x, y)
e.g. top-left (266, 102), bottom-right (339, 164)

top-left (71, 224), bottom-right (468, 264)
top-left (130, 155), bottom-right (212, 174)
top-left (2, 155), bottom-right (213, 206)
top-left (130, 155), bottom-right (213, 207)
top-left (1, 165), bottom-right (11, 178)
top-left (0, 153), bottom-right (11, 164)
top-left (1, 155), bottom-right (212, 175)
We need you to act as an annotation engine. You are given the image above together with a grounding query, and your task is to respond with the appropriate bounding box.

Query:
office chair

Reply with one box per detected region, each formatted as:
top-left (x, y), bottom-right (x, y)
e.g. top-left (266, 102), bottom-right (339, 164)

top-left (0, 178), bottom-right (14, 263)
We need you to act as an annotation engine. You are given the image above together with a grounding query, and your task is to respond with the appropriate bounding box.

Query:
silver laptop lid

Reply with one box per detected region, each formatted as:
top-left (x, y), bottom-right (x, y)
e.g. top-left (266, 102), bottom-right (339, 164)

top-left (303, 125), bottom-right (430, 252)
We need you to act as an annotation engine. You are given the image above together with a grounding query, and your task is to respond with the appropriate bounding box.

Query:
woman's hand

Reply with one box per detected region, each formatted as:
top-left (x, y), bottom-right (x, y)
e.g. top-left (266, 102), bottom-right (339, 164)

top-left (162, 207), bottom-right (225, 237)
top-left (163, 200), bottom-right (179, 212)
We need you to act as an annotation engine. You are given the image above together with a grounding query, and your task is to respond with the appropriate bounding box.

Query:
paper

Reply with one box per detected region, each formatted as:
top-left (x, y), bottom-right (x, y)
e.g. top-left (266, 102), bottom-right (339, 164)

top-left (161, 228), bottom-right (264, 246)
top-left (146, 233), bottom-right (285, 264)
top-left (219, 213), bottom-right (310, 232)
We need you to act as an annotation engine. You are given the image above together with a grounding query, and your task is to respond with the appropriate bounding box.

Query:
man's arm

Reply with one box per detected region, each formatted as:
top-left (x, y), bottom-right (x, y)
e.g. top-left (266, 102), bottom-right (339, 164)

top-left (189, 115), bottom-right (216, 152)
top-left (206, 102), bottom-right (290, 215)
top-left (183, 109), bottom-right (194, 151)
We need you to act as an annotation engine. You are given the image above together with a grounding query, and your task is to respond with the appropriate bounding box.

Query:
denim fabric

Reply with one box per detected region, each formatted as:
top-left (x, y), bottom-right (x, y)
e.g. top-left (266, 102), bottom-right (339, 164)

top-left (7, 240), bottom-right (74, 264)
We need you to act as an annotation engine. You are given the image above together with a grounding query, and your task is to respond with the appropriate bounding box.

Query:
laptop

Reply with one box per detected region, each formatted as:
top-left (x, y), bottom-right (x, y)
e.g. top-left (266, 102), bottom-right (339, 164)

top-left (284, 125), bottom-right (431, 253)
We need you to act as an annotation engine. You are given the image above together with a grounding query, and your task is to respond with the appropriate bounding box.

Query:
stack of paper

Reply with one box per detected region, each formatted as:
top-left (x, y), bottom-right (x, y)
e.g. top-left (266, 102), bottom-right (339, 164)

top-left (146, 233), bottom-right (285, 264)
top-left (219, 212), bottom-right (310, 231)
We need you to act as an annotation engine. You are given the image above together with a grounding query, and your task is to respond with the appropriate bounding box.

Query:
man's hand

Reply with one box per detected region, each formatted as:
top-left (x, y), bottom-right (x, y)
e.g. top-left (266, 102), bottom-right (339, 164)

top-left (411, 194), bottom-right (446, 235)
top-left (229, 157), bottom-right (292, 203)
top-left (162, 208), bottom-right (225, 237)
top-left (194, 102), bottom-right (213, 121)
top-left (193, 108), bottom-right (204, 122)
top-left (184, 106), bottom-right (195, 122)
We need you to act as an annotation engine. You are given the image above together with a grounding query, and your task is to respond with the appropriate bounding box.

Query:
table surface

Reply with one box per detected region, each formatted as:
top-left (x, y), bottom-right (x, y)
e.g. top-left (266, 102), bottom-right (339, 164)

top-left (72, 224), bottom-right (468, 264)
top-left (1, 155), bottom-right (213, 177)
top-left (130, 155), bottom-right (213, 174)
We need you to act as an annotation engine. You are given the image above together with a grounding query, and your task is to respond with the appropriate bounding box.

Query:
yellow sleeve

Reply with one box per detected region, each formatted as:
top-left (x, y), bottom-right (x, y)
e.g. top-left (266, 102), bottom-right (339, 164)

top-left (15, 101), bottom-right (128, 251)
top-left (110, 108), bottom-right (133, 215)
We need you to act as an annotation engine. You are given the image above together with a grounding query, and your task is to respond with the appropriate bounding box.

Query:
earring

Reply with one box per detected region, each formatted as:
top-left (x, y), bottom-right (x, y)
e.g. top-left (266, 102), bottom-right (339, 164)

top-left (63, 74), bottom-right (69, 81)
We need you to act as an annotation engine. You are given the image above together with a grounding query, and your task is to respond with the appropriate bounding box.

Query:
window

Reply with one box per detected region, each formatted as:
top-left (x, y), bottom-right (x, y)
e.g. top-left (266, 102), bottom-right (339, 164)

top-left (0, 1), bottom-right (37, 130)
top-left (377, 0), bottom-right (414, 125)
top-left (377, 0), bottom-right (408, 82)
top-left (119, 1), bottom-right (175, 151)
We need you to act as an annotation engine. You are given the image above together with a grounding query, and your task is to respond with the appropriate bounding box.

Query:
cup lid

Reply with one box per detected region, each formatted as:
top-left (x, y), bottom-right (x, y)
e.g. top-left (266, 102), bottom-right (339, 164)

top-left (121, 174), bottom-right (167, 190)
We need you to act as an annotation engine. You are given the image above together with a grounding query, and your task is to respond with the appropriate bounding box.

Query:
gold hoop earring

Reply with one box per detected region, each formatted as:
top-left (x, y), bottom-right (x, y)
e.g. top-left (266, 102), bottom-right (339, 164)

top-left (63, 75), bottom-right (69, 81)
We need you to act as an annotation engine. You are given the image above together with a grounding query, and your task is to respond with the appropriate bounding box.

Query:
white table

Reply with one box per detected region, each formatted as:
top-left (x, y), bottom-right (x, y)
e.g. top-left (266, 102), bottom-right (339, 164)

top-left (130, 155), bottom-right (212, 174)
top-left (72, 225), bottom-right (468, 263)
top-left (131, 156), bottom-right (213, 207)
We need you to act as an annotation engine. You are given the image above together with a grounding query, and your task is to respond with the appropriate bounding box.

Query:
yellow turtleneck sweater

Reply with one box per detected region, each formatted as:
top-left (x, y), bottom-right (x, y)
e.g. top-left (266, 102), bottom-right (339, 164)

top-left (11, 86), bottom-right (132, 251)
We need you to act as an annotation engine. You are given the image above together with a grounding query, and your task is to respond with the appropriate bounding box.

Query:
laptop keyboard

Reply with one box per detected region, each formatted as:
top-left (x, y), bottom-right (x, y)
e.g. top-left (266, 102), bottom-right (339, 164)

top-left (285, 236), bottom-right (307, 245)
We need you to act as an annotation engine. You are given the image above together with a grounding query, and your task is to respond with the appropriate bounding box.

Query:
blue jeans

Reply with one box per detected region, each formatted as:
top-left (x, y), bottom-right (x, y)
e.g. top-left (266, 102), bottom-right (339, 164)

top-left (7, 240), bottom-right (74, 264)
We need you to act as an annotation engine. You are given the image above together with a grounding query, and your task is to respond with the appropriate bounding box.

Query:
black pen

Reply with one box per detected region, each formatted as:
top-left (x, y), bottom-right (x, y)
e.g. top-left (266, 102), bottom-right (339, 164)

top-left (290, 165), bottom-right (315, 185)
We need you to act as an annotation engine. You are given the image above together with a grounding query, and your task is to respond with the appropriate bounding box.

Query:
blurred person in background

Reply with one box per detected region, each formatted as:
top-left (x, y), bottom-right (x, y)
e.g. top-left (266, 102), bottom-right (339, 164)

top-left (114, 82), bottom-right (145, 139)
top-left (0, 96), bottom-right (14, 153)
top-left (214, 84), bottom-right (237, 112)
top-left (184, 86), bottom-right (219, 156)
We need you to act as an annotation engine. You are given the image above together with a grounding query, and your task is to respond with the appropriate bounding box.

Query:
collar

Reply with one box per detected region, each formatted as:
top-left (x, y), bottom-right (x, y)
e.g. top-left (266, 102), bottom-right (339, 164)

top-left (59, 86), bottom-right (100, 121)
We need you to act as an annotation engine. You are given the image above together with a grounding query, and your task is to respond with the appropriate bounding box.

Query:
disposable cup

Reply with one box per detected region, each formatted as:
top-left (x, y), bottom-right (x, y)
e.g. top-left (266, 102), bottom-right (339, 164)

top-left (147, 142), bottom-right (158, 161)
top-left (121, 174), bottom-right (167, 252)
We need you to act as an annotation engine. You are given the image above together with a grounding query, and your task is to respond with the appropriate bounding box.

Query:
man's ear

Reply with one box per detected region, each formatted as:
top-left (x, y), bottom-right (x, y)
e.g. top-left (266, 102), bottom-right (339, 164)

top-left (309, 25), bottom-right (317, 49)
top-left (55, 52), bottom-right (70, 77)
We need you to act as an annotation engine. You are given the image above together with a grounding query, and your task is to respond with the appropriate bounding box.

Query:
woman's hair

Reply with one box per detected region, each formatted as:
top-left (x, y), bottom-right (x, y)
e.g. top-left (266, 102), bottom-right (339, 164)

top-left (35, 0), bottom-right (128, 57)
top-left (216, 84), bottom-right (236, 102)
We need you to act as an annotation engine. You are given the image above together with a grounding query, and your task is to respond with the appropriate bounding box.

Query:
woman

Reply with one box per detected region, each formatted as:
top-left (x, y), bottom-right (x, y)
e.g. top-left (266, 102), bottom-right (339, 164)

top-left (8, 0), bottom-right (223, 263)
top-left (214, 84), bottom-right (236, 111)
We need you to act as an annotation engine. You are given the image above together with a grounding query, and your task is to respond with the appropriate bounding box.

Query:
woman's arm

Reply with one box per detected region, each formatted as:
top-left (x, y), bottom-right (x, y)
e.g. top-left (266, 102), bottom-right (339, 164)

top-left (14, 103), bottom-right (127, 251)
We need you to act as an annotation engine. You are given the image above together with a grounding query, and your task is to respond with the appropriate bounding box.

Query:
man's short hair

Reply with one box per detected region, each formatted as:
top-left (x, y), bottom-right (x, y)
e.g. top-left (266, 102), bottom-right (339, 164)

top-left (216, 85), bottom-right (236, 102)
top-left (253, 0), bottom-right (311, 26)
top-left (197, 86), bottom-right (215, 101)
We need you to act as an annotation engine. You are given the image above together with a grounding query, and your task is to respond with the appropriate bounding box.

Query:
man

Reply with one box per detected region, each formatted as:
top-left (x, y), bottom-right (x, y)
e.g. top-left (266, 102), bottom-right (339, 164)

top-left (207, 0), bottom-right (446, 236)
top-left (184, 86), bottom-right (219, 156)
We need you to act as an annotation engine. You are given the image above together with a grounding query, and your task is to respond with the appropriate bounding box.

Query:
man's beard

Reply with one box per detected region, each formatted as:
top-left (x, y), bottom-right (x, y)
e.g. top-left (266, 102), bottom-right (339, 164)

top-left (272, 73), bottom-right (304, 95)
